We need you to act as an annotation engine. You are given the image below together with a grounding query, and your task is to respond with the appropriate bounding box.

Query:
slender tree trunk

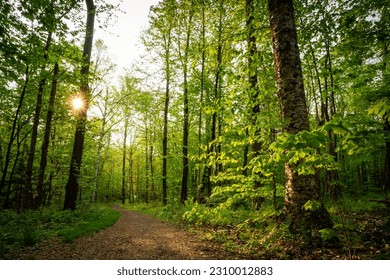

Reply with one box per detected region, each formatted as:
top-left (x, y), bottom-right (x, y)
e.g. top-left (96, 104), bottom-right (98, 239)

top-left (180, 9), bottom-right (193, 204)
top-left (0, 65), bottom-right (30, 198)
top-left (201, 7), bottom-right (223, 200)
top-left (25, 31), bottom-right (53, 209)
top-left (145, 122), bottom-right (149, 203)
top-left (121, 119), bottom-right (128, 205)
top-left (136, 155), bottom-right (141, 200)
top-left (196, 2), bottom-right (206, 202)
top-left (149, 141), bottom-right (155, 200)
top-left (0, 141), bottom-right (3, 172)
top-left (36, 62), bottom-right (59, 208)
top-left (268, 0), bottom-right (332, 236)
top-left (243, 128), bottom-right (249, 176)
top-left (246, 0), bottom-right (262, 189)
top-left (64, 0), bottom-right (95, 210)
top-left (91, 91), bottom-right (109, 203)
top-left (384, 119), bottom-right (390, 194)
top-left (4, 138), bottom-right (22, 209)
top-left (128, 144), bottom-right (134, 203)
top-left (324, 40), bottom-right (341, 199)
top-left (162, 31), bottom-right (172, 206)
top-left (382, 18), bottom-right (389, 194)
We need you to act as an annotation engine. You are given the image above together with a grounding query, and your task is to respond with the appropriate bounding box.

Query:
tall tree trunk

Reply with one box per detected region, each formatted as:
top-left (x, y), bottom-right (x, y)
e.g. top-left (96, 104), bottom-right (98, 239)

top-left (242, 128), bottom-right (249, 176)
top-left (25, 31), bottom-right (53, 209)
top-left (162, 30), bottom-right (172, 206)
top-left (0, 141), bottom-right (3, 173)
top-left (91, 91), bottom-right (109, 203)
top-left (246, 0), bottom-right (262, 189)
top-left (200, 5), bottom-right (223, 201)
top-left (128, 144), bottom-right (134, 203)
top-left (324, 39), bottom-right (341, 199)
top-left (149, 141), bottom-right (155, 200)
top-left (63, 0), bottom-right (95, 210)
top-left (180, 9), bottom-right (193, 204)
top-left (268, 0), bottom-right (332, 235)
top-left (196, 2), bottom-right (206, 202)
top-left (121, 119), bottom-right (128, 205)
top-left (145, 122), bottom-right (149, 203)
top-left (384, 119), bottom-right (390, 194)
top-left (36, 62), bottom-right (59, 208)
top-left (381, 14), bottom-right (389, 194)
top-left (4, 135), bottom-right (23, 209)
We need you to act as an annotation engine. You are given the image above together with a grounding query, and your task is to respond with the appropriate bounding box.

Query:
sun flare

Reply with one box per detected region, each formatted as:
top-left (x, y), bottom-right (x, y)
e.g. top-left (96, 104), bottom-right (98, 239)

top-left (68, 94), bottom-right (87, 114)
top-left (72, 97), bottom-right (84, 110)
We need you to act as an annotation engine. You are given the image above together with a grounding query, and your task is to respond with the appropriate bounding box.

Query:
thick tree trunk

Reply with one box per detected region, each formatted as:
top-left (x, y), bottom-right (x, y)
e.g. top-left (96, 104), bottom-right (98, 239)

top-left (36, 62), bottom-right (59, 208)
top-left (268, 0), bottom-right (332, 235)
top-left (63, 0), bottom-right (95, 210)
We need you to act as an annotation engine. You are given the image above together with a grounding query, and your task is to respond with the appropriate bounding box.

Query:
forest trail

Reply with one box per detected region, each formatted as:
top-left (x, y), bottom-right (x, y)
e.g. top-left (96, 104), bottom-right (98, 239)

top-left (13, 205), bottom-right (239, 260)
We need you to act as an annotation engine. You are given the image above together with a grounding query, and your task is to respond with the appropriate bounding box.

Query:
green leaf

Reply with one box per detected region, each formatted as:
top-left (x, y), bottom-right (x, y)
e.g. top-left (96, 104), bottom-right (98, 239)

top-left (319, 228), bottom-right (337, 241)
top-left (303, 200), bottom-right (321, 211)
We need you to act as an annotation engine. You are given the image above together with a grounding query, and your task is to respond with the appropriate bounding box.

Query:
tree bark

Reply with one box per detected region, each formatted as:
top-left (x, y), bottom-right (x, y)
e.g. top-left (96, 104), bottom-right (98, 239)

top-left (268, 0), bottom-right (332, 235)
top-left (150, 141), bottom-right (155, 200)
top-left (63, 0), bottom-right (95, 210)
top-left (384, 118), bottom-right (390, 194)
top-left (196, 2), bottom-right (206, 202)
top-left (246, 0), bottom-right (262, 190)
top-left (91, 91), bottom-right (110, 203)
top-left (36, 62), bottom-right (59, 208)
top-left (162, 28), bottom-right (172, 206)
top-left (121, 119), bottom-right (128, 205)
top-left (201, 6), bottom-right (223, 200)
top-left (25, 31), bottom-right (53, 209)
top-left (145, 122), bottom-right (149, 203)
top-left (128, 143), bottom-right (134, 203)
top-left (180, 8), bottom-right (193, 204)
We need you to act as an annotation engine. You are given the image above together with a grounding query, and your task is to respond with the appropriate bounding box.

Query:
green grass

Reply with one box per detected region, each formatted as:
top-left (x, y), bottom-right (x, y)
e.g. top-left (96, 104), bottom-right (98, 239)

top-left (326, 192), bottom-right (387, 214)
top-left (57, 206), bottom-right (120, 242)
top-left (0, 203), bottom-right (120, 258)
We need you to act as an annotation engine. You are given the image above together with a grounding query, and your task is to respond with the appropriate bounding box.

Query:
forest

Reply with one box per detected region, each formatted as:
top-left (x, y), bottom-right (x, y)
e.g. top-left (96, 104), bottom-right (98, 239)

top-left (0, 0), bottom-right (389, 260)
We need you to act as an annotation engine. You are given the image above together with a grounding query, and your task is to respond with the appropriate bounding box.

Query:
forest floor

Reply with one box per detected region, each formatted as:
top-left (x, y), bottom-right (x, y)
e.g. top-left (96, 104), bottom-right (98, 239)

top-left (8, 205), bottom-right (243, 260)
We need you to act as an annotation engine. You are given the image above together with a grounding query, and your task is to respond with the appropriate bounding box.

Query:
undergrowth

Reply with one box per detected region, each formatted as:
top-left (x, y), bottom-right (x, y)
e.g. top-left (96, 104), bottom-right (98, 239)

top-left (123, 191), bottom-right (389, 259)
top-left (0, 203), bottom-right (119, 258)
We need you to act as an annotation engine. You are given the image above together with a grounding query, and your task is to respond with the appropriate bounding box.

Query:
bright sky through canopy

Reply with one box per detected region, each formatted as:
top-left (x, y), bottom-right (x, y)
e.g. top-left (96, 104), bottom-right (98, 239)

top-left (95, 0), bottom-right (160, 73)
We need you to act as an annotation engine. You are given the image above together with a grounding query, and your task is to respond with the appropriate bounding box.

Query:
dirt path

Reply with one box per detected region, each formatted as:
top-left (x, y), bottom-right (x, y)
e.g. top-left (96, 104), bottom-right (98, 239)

top-left (12, 205), bottom-right (239, 260)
